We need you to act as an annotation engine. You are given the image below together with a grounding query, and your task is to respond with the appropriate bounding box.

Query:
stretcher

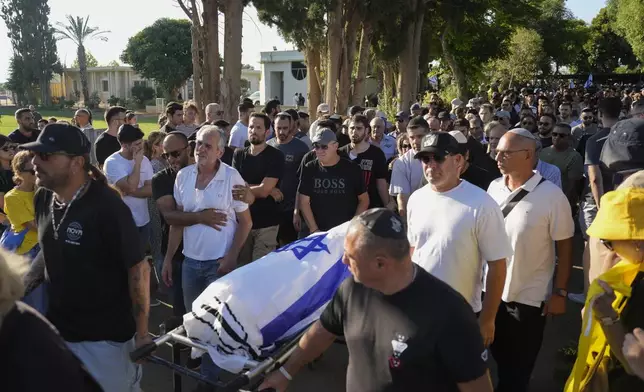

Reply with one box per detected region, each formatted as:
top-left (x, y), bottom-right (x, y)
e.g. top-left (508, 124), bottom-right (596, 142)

top-left (130, 316), bottom-right (308, 392)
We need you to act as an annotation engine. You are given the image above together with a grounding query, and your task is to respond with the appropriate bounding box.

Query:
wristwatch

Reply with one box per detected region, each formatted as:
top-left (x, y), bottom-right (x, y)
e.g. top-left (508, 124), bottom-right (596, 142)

top-left (554, 288), bottom-right (568, 297)
top-left (600, 315), bottom-right (619, 326)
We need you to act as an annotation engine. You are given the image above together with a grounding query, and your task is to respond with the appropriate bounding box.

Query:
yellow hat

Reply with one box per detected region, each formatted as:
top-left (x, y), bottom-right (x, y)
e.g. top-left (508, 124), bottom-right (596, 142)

top-left (587, 188), bottom-right (644, 240)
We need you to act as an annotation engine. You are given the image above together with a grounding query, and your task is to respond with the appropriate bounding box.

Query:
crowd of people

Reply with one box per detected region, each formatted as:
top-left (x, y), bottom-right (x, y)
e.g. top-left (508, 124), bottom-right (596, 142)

top-left (1, 82), bottom-right (644, 392)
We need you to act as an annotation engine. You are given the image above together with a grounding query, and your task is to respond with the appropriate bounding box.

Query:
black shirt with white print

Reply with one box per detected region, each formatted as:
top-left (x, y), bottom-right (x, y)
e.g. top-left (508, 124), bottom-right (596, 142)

top-left (320, 267), bottom-right (488, 392)
top-left (339, 144), bottom-right (388, 208)
top-left (34, 181), bottom-right (143, 342)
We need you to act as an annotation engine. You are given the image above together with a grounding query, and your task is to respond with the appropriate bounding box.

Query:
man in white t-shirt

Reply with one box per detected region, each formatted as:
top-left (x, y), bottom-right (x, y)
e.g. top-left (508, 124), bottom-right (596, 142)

top-left (228, 101), bottom-right (255, 148)
top-left (389, 116), bottom-right (428, 223)
top-left (170, 125), bottom-right (253, 382)
top-left (407, 131), bottom-right (511, 349)
top-left (104, 124), bottom-right (154, 253)
top-left (486, 128), bottom-right (574, 392)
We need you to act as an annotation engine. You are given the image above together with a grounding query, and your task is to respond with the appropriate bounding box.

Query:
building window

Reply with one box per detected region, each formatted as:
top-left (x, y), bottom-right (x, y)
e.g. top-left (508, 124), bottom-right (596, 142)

top-left (291, 61), bottom-right (307, 81)
top-left (102, 80), bottom-right (109, 92)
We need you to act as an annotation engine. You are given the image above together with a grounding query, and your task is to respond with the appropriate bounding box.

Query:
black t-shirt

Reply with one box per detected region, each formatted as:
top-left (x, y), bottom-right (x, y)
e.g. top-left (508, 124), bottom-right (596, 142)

top-left (584, 127), bottom-right (613, 204)
top-left (94, 131), bottom-right (121, 166)
top-left (0, 168), bottom-right (15, 194)
top-left (539, 136), bottom-right (553, 149)
top-left (8, 128), bottom-right (39, 144)
top-left (152, 168), bottom-right (184, 262)
top-left (336, 131), bottom-right (351, 148)
top-left (461, 164), bottom-right (499, 191)
top-left (221, 146), bottom-right (234, 166)
top-left (340, 144), bottom-right (387, 208)
top-left (320, 267), bottom-right (488, 392)
top-left (268, 138), bottom-right (309, 212)
top-left (232, 145), bottom-right (285, 229)
top-left (34, 181), bottom-right (143, 342)
top-left (0, 302), bottom-right (102, 391)
top-left (467, 136), bottom-right (501, 178)
top-left (298, 158), bottom-right (366, 231)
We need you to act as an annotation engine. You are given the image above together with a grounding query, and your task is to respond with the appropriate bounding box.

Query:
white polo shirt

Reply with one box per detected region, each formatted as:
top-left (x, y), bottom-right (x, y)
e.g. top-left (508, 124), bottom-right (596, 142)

top-left (407, 180), bottom-right (512, 312)
top-left (104, 152), bottom-right (154, 227)
top-left (486, 173), bottom-right (574, 307)
top-left (228, 121), bottom-right (248, 148)
top-left (174, 163), bottom-right (249, 261)
top-left (389, 149), bottom-right (424, 196)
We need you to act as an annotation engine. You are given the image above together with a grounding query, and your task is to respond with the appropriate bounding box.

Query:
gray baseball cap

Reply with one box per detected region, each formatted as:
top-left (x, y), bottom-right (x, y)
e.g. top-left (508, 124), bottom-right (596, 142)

top-left (311, 128), bottom-right (337, 145)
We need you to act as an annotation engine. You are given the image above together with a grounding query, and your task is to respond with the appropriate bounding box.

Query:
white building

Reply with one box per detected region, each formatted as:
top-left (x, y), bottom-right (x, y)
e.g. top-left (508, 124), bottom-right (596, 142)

top-left (260, 50), bottom-right (307, 106)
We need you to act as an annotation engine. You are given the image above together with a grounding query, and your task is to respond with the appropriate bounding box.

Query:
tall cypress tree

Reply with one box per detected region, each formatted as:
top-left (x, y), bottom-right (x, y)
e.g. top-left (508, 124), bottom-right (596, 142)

top-left (1, 0), bottom-right (60, 105)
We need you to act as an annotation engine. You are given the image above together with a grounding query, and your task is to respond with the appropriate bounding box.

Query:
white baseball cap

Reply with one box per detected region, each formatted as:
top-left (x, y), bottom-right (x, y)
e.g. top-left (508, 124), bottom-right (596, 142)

top-left (317, 103), bottom-right (330, 113)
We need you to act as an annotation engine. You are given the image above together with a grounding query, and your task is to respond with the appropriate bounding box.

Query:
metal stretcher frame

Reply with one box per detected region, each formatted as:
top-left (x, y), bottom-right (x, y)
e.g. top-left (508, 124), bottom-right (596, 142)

top-left (130, 319), bottom-right (310, 392)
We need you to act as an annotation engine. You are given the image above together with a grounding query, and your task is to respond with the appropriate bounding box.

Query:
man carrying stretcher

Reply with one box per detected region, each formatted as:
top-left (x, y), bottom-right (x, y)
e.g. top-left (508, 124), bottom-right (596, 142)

top-left (259, 208), bottom-right (494, 392)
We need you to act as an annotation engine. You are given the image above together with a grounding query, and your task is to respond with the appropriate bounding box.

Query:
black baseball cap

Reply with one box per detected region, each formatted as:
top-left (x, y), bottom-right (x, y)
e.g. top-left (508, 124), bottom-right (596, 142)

top-left (20, 123), bottom-right (91, 156)
top-left (356, 208), bottom-right (406, 240)
top-left (601, 118), bottom-right (644, 174)
top-left (395, 111), bottom-right (410, 120)
top-left (349, 105), bottom-right (365, 116)
top-left (437, 111), bottom-right (451, 121)
top-left (414, 131), bottom-right (461, 159)
top-left (118, 124), bottom-right (145, 144)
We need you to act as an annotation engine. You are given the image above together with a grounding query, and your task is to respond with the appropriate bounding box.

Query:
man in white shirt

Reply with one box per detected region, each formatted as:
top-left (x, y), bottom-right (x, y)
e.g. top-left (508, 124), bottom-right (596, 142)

top-left (104, 124), bottom-right (154, 254)
top-left (228, 101), bottom-right (255, 148)
top-left (389, 116), bottom-right (428, 223)
top-left (487, 128), bottom-right (574, 392)
top-left (170, 125), bottom-right (252, 382)
top-left (407, 131), bottom-right (511, 349)
top-left (370, 117), bottom-right (396, 161)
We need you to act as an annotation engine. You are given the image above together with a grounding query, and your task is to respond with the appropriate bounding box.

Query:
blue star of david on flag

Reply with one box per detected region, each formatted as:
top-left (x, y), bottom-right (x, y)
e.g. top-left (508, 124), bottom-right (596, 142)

top-left (275, 233), bottom-right (331, 260)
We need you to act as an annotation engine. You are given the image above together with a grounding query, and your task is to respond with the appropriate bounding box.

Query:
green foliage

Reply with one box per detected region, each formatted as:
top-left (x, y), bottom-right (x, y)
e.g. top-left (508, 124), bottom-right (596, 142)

top-left (487, 28), bottom-right (544, 86)
top-left (612, 0), bottom-right (644, 64)
top-left (107, 95), bottom-right (120, 106)
top-left (253, 0), bottom-right (328, 50)
top-left (87, 91), bottom-right (101, 108)
top-left (131, 85), bottom-right (156, 105)
top-left (121, 18), bottom-right (193, 96)
top-left (106, 60), bottom-right (120, 67)
top-left (71, 51), bottom-right (98, 68)
top-left (581, 7), bottom-right (638, 73)
top-left (1, 0), bottom-right (61, 105)
top-left (376, 90), bottom-right (398, 121)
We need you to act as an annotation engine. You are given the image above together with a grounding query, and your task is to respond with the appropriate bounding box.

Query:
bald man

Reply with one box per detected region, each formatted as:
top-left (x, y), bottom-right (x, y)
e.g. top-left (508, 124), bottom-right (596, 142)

top-left (486, 129), bottom-right (574, 392)
top-left (205, 103), bottom-right (224, 123)
top-left (427, 117), bottom-right (441, 132)
top-left (260, 209), bottom-right (493, 392)
top-left (369, 117), bottom-right (396, 160)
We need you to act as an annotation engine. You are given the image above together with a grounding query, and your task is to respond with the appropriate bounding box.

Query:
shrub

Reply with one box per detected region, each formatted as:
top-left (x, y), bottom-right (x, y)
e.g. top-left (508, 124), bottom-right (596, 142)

top-left (131, 85), bottom-right (155, 105)
top-left (107, 95), bottom-right (121, 106)
top-left (87, 91), bottom-right (101, 109)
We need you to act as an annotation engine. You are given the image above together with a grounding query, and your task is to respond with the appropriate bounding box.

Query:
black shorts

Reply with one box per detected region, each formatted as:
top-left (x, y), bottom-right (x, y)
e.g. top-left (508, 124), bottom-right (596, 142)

top-left (277, 210), bottom-right (298, 244)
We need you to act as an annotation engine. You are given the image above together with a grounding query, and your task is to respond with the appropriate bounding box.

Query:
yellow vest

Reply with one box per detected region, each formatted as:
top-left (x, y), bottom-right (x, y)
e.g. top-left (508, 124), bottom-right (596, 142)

top-left (564, 260), bottom-right (644, 391)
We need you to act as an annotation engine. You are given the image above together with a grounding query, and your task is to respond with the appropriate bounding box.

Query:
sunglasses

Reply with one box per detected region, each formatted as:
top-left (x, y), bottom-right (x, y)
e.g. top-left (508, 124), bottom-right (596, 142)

top-left (552, 132), bottom-right (569, 138)
top-left (215, 110), bottom-right (224, 116)
top-left (161, 146), bottom-right (188, 160)
top-left (538, 122), bottom-right (551, 126)
top-left (401, 144), bottom-right (411, 149)
top-left (582, 116), bottom-right (593, 120)
top-left (313, 143), bottom-right (329, 150)
top-left (1, 145), bottom-right (16, 152)
top-left (601, 239), bottom-right (613, 251)
top-left (419, 154), bottom-right (447, 164)
top-left (34, 151), bottom-right (76, 161)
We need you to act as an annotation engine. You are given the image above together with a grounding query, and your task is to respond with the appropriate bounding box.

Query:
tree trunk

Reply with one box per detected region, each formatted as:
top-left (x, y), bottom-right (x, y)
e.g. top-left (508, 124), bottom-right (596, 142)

top-left (382, 63), bottom-right (396, 101)
top-left (189, 0), bottom-right (204, 121)
top-left (203, 0), bottom-right (220, 103)
top-left (352, 23), bottom-right (372, 107)
top-left (325, 0), bottom-right (343, 113)
top-left (396, 0), bottom-right (417, 111)
top-left (440, 27), bottom-right (467, 100)
top-left (222, 0), bottom-right (243, 122)
top-left (337, 11), bottom-right (360, 115)
top-left (305, 44), bottom-right (322, 118)
top-left (410, 6), bottom-right (424, 102)
top-left (78, 45), bottom-right (91, 107)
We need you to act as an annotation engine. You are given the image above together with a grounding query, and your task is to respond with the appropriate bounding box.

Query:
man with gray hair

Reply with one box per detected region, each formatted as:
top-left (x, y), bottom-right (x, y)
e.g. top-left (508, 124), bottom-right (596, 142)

top-left (204, 103), bottom-right (224, 123)
top-left (370, 116), bottom-right (396, 161)
top-left (487, 128), bottom-right (574, 392)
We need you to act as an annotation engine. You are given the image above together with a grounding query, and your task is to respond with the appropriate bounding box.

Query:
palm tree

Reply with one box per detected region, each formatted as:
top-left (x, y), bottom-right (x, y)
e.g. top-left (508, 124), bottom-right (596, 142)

top-left (55, 16), bottom-right (109, 107)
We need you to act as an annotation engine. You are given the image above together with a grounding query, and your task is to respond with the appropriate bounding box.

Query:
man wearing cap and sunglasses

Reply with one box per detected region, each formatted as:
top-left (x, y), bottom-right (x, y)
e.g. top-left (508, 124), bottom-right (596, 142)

top-left (407, 131), bottom-right (511, 349)
top-left (22, 123), bottom-right (151, 392)
top-left (298, 128), bottom-right (369, 233)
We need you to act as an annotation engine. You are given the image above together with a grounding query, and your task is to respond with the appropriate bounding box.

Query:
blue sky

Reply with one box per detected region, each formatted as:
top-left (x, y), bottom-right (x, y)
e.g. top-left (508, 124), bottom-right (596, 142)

top-left (0, 0), bottom-right (606, 83)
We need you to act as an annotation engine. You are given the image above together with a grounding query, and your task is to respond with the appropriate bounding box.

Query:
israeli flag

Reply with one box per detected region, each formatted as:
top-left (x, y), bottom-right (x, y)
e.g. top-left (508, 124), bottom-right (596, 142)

top-left (183, 223), bottom-right (351, 373)
top-left (584, 74), bottom-right (593, 89)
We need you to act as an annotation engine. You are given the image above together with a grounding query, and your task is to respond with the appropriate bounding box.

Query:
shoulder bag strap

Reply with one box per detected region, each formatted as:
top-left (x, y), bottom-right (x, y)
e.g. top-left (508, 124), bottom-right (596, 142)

top-left (501, 178), bottom-right (546, 218)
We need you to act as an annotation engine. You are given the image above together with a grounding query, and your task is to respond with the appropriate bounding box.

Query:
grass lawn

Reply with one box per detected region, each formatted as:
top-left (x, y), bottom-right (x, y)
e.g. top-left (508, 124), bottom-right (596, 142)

top-left (0, 107), bottom-right (160, 136)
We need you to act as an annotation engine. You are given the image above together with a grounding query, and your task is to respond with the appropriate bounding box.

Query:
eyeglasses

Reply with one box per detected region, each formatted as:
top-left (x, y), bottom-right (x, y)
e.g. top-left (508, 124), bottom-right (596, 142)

top-left (600, 239), bottom-right (613, 251)
top-left (582, 116), bottom-right (593, 121)
top-left (419, 154), bottom-right (447, 164)
top-left (313, 143), bottom-right (329, 150)
top-left (215, 111), bottom-right (224, 116)
top-left (552, 132), bottom-right (569, 138)
top-left (34, 151), bottom-right (76, 161)
top-left (401, 144), bottom-right (411, 149)
top-left (495, 149), bottom-right (528, 159)
top-left (161, 146), bottom-right (188, 160)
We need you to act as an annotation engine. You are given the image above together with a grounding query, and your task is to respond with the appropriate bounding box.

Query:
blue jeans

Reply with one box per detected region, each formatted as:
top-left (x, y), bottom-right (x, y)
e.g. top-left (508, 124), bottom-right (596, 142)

top-left (22, 244), bottom-right (47, 314)
top-left (182, 256), bottom-right (222, 382)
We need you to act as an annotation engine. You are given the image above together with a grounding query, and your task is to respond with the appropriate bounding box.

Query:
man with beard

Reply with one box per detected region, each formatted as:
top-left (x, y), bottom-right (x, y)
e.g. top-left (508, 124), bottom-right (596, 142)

top-left (9, 108), bottom-right (40, 144)
top-left (537, 113), bottom-right (556, 149)
top-left (267, 112), bottom-right (308, 245)
top-left (285, 108), bottom-right (312, 148)
top-left (539, 123), bottom-right (584, 208)
top-left (233, 113), bottom-right (285, 264)
top-left (22, 124), bottom-right (151, 391)
top-left (571, 107), bottom-right (598, 151)
top-left (159, 102), bottom-right (184, 134)
top-left (155, 132), bottom-right (229, 318)
top-left (340, 114), bottom-right (390, 209)
top-left (558, 102), bottom-right (576, 125)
